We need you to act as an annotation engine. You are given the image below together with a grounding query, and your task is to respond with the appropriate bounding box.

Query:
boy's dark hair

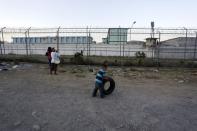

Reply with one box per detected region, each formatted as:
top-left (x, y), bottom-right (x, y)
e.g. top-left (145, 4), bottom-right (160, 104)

top-left (102, 60), bottom-right (108, 68)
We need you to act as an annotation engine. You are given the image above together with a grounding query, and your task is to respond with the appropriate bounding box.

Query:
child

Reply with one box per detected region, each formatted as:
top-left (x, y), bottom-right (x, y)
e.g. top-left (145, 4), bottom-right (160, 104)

top-left (45, 47), bottom-right (52, 68)
top-left (92, 61), bottom-right (108, 98)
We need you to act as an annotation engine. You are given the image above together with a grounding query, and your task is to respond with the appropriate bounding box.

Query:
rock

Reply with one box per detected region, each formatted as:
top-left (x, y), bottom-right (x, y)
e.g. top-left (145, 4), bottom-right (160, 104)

top-left (88, 68), bottom-right (94, 72)
top-left (116, 124), bottom-right (124, 129)
top-left (0, 62), bottom-right (7, 66)
top-left (178, 80), bottom-right (184, 83)
top-left (153, 69), bottom-right (159, 72)
top-left (32, 124), bottom-right (41, 131)
top-left (191, 72), bottom-right (197, 75)
top-left (32, 111), bottom-right (39, 119)
top-left (14, 121), bottom-right (22, 126)
top-left (2, 68), bottom-right (8, 71)
top-left (43, 120), bottom-right (48, 125)
top-left (12, 65), bottom-right (18, 69)
top-left (32, 111), bottom-right (37, 116)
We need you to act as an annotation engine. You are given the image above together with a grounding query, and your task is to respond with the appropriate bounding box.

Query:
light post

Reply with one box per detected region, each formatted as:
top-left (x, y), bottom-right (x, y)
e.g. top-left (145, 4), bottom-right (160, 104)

top-left (1, 27), bottom-right (6, 55)
top-left (130, 21), bottom-right (136, 41)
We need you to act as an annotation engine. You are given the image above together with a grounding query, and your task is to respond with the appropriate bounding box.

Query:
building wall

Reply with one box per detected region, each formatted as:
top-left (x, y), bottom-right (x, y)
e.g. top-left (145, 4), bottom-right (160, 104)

top-left (161, 37), bottom-right (197, 47)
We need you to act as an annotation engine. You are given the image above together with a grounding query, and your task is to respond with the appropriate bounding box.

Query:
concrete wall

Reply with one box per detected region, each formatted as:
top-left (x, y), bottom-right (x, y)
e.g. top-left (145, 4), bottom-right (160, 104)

top-left (3, 43), bottom-right (154, 58)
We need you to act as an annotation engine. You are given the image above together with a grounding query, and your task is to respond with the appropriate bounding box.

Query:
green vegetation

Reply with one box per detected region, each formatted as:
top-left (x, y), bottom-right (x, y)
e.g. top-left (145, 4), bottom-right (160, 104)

top-left (0, 54), bottom-right (197, 68)
top-left (135, 51), bottom-right (146, 66)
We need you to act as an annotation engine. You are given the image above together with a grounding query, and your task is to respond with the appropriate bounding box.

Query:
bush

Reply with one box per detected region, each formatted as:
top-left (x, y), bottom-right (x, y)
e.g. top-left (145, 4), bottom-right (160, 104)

top-left (70, 52), bottom-right (84, 64)
top-left (135, 51), bottom-right (146, 66)
top-left (135, 51), bottom-right (146, 59)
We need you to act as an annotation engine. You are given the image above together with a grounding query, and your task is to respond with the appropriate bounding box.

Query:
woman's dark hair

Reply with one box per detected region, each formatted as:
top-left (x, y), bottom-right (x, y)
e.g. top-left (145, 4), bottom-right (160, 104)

top-left (47, 47), bottom-right (52, 52)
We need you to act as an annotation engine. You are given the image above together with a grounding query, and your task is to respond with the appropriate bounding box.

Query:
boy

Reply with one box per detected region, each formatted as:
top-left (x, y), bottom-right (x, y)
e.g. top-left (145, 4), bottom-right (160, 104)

top-left (92, 61), bottom-right (108, 98)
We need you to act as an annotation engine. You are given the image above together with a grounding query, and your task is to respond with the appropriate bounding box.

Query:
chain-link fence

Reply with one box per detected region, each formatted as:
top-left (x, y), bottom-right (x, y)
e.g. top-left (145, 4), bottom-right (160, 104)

top-left (0, 27), bottom-right (197, 63)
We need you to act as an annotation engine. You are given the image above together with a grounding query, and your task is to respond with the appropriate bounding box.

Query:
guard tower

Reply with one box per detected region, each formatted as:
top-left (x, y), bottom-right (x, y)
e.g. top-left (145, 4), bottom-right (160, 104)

top-left (102, 28), bottom-right (128, 44)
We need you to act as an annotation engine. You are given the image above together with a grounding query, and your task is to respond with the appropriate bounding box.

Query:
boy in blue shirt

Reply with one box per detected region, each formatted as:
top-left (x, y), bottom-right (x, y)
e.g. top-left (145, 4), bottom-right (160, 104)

top-left (92, 61), bottom-right (108, 98)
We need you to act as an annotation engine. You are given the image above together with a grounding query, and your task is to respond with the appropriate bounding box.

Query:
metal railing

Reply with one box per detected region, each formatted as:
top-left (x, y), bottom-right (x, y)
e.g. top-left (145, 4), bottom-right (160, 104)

top-left (0, 27), bottom-right (197, 61)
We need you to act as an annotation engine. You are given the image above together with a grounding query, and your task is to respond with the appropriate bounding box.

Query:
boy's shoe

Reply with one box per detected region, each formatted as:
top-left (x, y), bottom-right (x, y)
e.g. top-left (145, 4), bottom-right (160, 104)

top-left (100, 95), bottom-right (105, 98)
top-left (92, 94), bottom-right (96, 97)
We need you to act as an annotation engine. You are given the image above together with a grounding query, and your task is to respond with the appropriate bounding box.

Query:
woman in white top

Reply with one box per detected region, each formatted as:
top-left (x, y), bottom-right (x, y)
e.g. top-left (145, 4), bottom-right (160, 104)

top-left (50, 48), bottom-right (60, 75)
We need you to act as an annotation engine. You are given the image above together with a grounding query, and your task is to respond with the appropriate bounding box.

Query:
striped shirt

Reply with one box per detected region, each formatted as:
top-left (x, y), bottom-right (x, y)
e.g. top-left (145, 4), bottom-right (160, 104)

top-left (95, 68), bottom-right (106, 84)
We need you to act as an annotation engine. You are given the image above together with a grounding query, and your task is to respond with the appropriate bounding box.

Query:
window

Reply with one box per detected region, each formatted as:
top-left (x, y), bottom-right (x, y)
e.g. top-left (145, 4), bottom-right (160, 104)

top-left (83, 37), bottom-right (86, 43)
top-left (61, 37), bottom-right (64, 43)
top-left (77, 37), bottom-right (81, 43)
top-left (66, 37), bottom-right (70, 43)
top-left (71, 37), bottom-right (75, 43)
top-left (35, 38), bottom-right (38, 43)
top-left (20, 38), bottom-right (23, 44)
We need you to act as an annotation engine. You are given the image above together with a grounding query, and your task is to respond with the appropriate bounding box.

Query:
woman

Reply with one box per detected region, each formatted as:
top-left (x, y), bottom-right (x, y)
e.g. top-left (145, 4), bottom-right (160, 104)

top-left (50, 48), bottom-right (60, 75)
top-left (45, 47), bottom-right (52, 68)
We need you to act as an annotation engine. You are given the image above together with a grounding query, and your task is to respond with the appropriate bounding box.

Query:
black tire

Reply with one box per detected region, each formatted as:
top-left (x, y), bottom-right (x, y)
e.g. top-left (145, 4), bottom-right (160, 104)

top-left (103, 77), bottom-right (115, 95)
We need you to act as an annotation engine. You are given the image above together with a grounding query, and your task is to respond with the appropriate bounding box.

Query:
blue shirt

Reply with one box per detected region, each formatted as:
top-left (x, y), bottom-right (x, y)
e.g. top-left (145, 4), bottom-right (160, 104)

top-left (95, 68), bottom-right (106, 84)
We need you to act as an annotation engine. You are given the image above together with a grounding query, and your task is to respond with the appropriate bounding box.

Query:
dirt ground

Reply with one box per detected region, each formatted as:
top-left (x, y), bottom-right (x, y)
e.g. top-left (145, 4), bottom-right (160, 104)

top-left (0, 63), bottom-right (197, 131)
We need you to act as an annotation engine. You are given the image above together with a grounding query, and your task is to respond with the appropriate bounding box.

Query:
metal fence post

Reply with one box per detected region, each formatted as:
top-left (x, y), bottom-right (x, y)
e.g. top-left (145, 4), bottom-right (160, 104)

top-left (184, 27), bottom-right (188, 60)
top-left (25, 31), bottom-right (28, 55)
top-left (194, 32), bottom-right (197, 60)
top-left (27, 27), bottom-right (31, 55)
top-left (0, 31), bottom-right (2, 55)
top-left (86, 26), bottom-right (88, 56)
top-left (157, 31), bottom-right (161, 68)
top-left (123, 30), bottom-right (125, 57)
top-left (119, 27), bottom-right (122, 65)
top-left (57, 26), bottom-right (60, 51)
top-left (1, 27), bottom-right (6, 55)
top-left (89, 31), bottom-right (91, 56)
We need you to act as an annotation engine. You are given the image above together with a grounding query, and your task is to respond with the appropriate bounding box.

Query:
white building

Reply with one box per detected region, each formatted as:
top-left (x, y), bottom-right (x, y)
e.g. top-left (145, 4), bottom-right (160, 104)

top-left (161, 37), bottom-right (196, 47)
top-left (12, 36), bottom-right (93, 44)
top-left (156, 37), bottom-right (197, 59)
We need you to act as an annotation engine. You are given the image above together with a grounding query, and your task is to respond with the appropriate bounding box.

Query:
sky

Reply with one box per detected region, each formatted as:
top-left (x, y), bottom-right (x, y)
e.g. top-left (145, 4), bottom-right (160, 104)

top-left (0, 0), bottom-right (197, 28)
